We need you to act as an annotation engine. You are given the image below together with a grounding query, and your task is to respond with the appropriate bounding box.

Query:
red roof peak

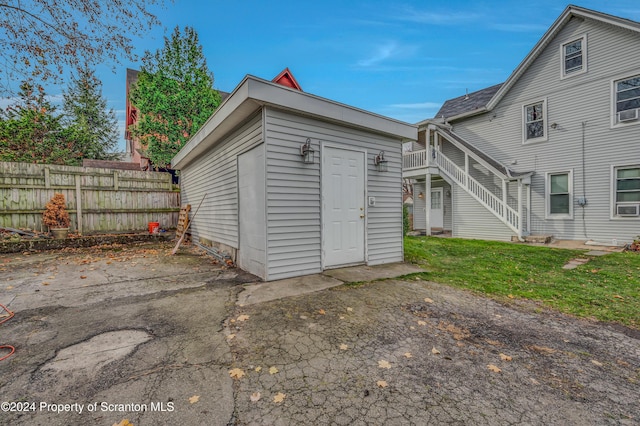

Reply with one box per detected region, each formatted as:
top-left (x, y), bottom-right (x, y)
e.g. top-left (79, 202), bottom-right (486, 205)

top-left (272, 67), bottom-right (302, 91)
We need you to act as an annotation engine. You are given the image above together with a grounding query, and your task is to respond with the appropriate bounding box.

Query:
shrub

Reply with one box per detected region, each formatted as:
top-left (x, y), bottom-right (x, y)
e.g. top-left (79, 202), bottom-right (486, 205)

top-left (42, 193), bottom-right (70, 228)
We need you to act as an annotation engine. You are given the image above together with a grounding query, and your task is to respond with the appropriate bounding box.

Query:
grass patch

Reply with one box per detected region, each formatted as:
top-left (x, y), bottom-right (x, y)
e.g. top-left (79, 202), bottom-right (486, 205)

top-left (405, 236), bottom-right (640, 329)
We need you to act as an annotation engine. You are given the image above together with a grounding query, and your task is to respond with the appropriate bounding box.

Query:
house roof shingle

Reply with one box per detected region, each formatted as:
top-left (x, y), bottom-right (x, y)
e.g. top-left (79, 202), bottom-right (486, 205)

top-left (434, 83), bottom-right (502, 120)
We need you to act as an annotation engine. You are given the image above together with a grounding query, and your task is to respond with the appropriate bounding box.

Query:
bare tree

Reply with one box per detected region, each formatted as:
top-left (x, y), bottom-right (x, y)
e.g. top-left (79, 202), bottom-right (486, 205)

top-left (0, 0), bottom-right (168, 94)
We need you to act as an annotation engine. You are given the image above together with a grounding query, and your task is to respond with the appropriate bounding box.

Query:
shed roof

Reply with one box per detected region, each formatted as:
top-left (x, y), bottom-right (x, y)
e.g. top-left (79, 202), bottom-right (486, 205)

top-left (172, 75), bottom-right (417, 169)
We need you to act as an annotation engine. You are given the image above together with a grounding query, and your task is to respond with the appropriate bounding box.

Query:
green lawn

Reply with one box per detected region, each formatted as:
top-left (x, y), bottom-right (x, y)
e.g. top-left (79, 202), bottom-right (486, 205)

top-left (404, 237), bottom-right (640, 329)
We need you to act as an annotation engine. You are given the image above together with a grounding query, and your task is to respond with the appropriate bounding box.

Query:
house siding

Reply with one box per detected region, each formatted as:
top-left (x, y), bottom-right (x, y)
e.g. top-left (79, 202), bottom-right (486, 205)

top-left (413, 180), bottom-right (452, 231)
top-left (450, 16), bottom-right (640, 243)
top-left (264, 107), bottom-right (403, 280)
top-left (179, 113), bottom-right (263, 250)
top-left (452, 186), bottom-right (513, 241)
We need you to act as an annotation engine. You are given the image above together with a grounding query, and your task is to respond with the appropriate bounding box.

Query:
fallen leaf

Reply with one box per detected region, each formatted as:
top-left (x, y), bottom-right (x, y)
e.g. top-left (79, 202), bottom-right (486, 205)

top-left (613, 295), bottom-right (624, 300)
top-left (346, 307), bottom-right (353, 312)
top-left (417, 320), bottom-right (427, 326)
top-left (42, 282), bottom-right (50, 286)
top-left (236, 314), bottom-right (250, 322)
top-left (485, 339), bottom-right (501, 346)
top-left (500, 353), bottom-right (512, 361)
top-left (339, 344), bottom-right (348, 350)
top-left (80, 275), bottom-right (87, 279)
top-left (318, 309), bottom-right (326, 315)
top-left (227, 334), bottom-right (236, 340)
top-left (255, 366), bottom-right (262, 372)
top-left (487, 364), bottom-right (501, 373)
top-left (507, 294), bottom-right (514, 299)
top-left (269, 366), bottom-right (279, 375)
top-left (424, 297), bottom-right (434, 303)
top-left (113, 420), bottom-right (133, 426)
top-left (250, 392), bottom-right (261, 402)
top-left (591, 359), bottom-right (603, 366)
top-left (273, 392), bottom-right (286, 403)
top-left (6, 286), bottom-right (13, 290)
top-left (229, 368), bottom-right (245, 379)
top-left (376, 380), bottom-right (388, 388)
top-left (378, 360), bottom-right (391, 369)
top-left (528, 345), bottom-right (556, 354)
top-left (299, 315), bottom-right (308, 319)
top-left (404, 352), bottom-right (413, 358)
top-left (409, 326), bottom-right (416, 330)
top-left (431, 347), bottom-right (440, 355)
top-left (188, 395), bottom-right (200, 404)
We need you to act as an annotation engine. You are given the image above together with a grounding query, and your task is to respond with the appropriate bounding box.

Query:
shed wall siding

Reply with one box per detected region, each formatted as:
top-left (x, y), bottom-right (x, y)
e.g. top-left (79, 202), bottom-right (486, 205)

top-left (264, 107), bottom-right (403, 280)
top-left (450, 16), bottom-right (640, 243)
top-left (179, 113), bottom-right (262, 249)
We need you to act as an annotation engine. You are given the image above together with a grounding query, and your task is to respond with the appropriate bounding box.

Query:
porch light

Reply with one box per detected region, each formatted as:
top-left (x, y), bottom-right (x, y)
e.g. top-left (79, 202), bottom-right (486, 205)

top-left (374, 151), bottom-right (388, 172)
top-left (418, 192), bottom-right (424, 199)
top-left (300, 138), bottom-right (315, 164)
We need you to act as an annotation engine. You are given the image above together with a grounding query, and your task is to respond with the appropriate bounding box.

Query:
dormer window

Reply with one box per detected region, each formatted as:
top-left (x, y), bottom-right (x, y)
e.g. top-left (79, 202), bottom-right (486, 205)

top-left (561, 35), bottom-right (587, 78)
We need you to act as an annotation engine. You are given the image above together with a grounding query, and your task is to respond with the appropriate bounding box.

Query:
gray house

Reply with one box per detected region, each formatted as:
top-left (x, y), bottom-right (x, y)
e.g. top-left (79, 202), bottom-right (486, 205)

top-left (172, 71), bottom-right (416, 280)
top-left (405, 5), bottom-right (640, 245)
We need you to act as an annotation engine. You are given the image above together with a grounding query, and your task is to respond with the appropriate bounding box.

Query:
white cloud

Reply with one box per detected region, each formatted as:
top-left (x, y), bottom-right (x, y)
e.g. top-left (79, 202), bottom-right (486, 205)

top-left (398, 7), bottom-right (483, 25)
top-left (490, 23), bottom-right (548, 32)
top-left (357, 42), bottom-right (399, 67)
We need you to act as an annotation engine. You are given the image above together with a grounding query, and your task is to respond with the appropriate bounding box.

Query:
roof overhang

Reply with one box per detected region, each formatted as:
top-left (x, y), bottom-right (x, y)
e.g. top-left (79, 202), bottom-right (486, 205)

top-left (172, 75), bottom-right (417, 169)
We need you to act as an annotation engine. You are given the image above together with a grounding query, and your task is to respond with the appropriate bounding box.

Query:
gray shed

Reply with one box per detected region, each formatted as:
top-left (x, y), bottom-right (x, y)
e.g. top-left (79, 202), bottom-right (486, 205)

top-left (171, 74), bottom-right (416, 281)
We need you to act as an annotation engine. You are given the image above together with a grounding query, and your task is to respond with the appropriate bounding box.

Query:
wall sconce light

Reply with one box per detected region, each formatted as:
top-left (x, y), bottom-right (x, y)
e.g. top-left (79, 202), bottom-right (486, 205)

top-left (550, 122), bottom-right (558, 129)
top-left (374, 151), bottom-right (388, 172)
top-left (446, 189), bottom-right (451, 197)
top-left (300, 138), bottom-right (315, 164)
top-left (418, 192), bottom-right (424, 199)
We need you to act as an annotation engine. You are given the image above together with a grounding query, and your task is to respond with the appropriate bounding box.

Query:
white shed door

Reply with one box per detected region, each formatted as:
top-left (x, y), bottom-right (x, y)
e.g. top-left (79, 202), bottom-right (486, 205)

top-left (238, 144), bottom-right (266, 279)
top-left (322, 146), bottom-right (365, 267)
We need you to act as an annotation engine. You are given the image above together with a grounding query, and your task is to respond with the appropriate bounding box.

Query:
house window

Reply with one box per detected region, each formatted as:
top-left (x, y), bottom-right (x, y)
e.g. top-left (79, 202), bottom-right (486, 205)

top-left (547, 171), bottom-right (572, 218)
top-left (523, 100), bottom-right (546, 142)
top-left (614, 75), bottom-right (640, 124)
top-left (614, 166), bottom-right (640, 217)
top-left (561, 36), bottom-right (586, 77)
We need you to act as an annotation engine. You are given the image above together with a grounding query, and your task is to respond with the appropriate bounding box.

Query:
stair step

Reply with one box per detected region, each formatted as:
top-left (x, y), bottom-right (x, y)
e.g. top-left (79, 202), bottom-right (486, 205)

top-left (513, 235), bottom-right (553, 244)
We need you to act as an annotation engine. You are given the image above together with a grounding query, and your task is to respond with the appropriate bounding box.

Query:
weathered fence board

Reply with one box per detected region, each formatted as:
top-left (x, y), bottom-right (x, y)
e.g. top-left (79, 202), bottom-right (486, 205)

top-left (0, 162), bottom-right (180, 233)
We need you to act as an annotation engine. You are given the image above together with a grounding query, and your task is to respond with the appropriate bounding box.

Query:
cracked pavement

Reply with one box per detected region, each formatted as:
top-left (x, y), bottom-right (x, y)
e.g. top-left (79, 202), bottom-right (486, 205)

top-left (0, 242), bottom-right (638, 425)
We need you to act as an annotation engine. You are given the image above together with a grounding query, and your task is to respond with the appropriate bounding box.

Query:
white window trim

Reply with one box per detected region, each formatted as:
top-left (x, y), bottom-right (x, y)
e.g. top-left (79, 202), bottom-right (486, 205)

top-left (545, 170), bottom-right (573, 220)
top-left (610, 164), bottom-right (640, 220)
top-left (560, 34), bottom-right (587, 79)
top-left (522, 98), bottom-right (548, 144)
top-left (610, 72), bottom-right (640, 128)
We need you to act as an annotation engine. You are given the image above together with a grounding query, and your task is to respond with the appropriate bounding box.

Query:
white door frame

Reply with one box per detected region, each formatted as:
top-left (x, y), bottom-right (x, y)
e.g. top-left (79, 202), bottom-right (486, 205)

top-left (321, 143), bottom-right (367, 269)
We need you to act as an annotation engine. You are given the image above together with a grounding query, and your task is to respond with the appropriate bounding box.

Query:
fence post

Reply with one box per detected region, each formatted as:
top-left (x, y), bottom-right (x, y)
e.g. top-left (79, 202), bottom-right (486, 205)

top-left (75, 174), bottom-right (83, 234)
top-left (44, 167), bottom-right (50, 188)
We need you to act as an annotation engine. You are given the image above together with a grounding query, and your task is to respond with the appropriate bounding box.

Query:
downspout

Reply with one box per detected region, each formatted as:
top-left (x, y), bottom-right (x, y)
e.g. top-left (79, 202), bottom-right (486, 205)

top-left (580, 121), bottom-right (589, 239)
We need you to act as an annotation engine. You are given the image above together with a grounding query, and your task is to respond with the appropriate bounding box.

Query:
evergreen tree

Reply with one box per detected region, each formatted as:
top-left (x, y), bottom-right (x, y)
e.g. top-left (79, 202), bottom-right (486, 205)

top-left (0, 82), bottom-right (82, 165)
top-left (63, 66), bottom-right (120, 160)
top-left (129, 26), bottom-right (221, 167)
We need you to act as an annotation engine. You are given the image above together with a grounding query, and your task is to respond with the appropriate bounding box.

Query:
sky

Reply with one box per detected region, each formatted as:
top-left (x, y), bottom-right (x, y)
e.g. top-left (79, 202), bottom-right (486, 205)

top-left (5, 0), bottom-right (640, 152)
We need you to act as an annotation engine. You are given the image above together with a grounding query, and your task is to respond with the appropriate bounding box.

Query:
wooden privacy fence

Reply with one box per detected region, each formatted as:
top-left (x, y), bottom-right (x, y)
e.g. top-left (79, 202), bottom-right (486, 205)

top-left (0, 162), bottom-right (180, 234)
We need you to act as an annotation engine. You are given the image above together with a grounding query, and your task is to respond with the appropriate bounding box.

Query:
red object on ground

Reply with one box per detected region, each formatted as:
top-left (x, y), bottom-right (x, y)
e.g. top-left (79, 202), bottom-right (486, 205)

top-left (148, 222), bottom-right (160, 234)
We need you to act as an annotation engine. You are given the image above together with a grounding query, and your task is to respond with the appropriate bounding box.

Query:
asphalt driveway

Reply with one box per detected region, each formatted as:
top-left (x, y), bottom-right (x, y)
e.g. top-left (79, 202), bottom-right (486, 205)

top-left (0, 241), bottom-right (638, 425)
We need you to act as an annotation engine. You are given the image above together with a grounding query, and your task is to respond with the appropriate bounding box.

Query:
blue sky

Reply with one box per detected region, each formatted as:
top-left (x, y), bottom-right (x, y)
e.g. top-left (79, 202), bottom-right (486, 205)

top-left (6, 1), bottom-right (640, 152)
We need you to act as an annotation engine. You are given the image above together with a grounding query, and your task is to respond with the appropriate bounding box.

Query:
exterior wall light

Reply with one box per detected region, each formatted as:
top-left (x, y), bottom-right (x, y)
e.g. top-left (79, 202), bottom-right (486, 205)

top-left (300, 138), bottom-right (315, 164)
top-left (374, 151), bottom-right (388, 172)
top-left (418, 192), bottom-right (424, 199)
